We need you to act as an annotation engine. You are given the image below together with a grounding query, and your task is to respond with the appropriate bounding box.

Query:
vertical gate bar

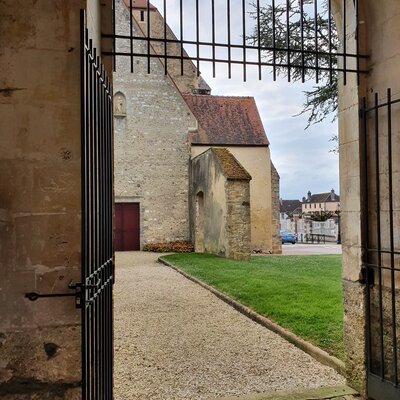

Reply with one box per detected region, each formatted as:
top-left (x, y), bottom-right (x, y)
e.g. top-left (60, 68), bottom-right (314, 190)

top-left (314, 0), bottom-right (319, 83)
top-left (342, 0), bottom-right (347, 85)
top-left (106, 87), bottom-right (111, 398)
top-left (242, 0), bottom-right (247, 82)
top-left (100, 63), bottom-right (106, 400)
top-left (227, 0), bottom-right (231, 79)
top-left (361, 96), bottom-right (372, 374)
top-left (130, 0), bottom-right (133, 73)
top-left (285, 0), bottom-right (291, 82)
top-left (196, 0), bottom-right (200, 76)
top-left (211, 0), bottom-right (216, 78)
top-left (355, 0), bottom-right (360, 85)
top-left (180, 0), bottom-right (184, 76)
top-left (113, 0), bottom-right (116, 71)
top-left (80, 11), bottom-right (87, 399)
top-left (374, 92), bottom-right (385, 380)
top-left (109, 77), bottom-right (114, 398)
top-left (272, 0), bottom-right (276, 81)
top-left (256, 0), bottom-right (261, 80)
top-left (328, 0), bottom-right (332, 84)
top-left (95, 50), bottom-right (100, 400)
top-left (147, 0), bottom-right (150, 74)
top-left (104, 80), bottom-right (109, 399)
top-left (109, 82), bottom-right (113, 398)
top-left (387, 88), bottom-right (398, 385)
top-left (300, 0), bottom-right (305, 83)
top-left (88, 37), bottom-right (95, 400)
top-left (163, 0), bottom-right (167, 75)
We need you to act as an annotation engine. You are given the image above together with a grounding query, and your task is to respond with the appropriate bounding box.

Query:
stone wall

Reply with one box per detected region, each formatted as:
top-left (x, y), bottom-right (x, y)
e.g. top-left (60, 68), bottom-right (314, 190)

top-left (114, 0), bottom-right (198, 246)
top-left (190, 148), bottom-right (251, 260)
top-left (0, 0), bottom-right (105, 398)
top-left (226, 181), bottom-right (251, 261)
top-left (270, 162), bottom-right (282, 254)
top-left (334, 0), bottom-right (400, 395)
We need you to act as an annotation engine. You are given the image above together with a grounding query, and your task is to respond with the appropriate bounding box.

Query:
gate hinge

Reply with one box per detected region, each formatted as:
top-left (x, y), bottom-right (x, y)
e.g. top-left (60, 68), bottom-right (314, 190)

top-left (25, 280), bottom-right (83, 309)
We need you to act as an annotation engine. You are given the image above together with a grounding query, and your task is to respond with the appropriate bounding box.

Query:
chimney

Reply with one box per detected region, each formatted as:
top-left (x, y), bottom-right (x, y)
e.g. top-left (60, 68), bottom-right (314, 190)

top-left (331, 188), bottom-right (335, 201)
top-left (307, 191), bottom-right (311, 202)
top-left (302, 197), bottom-right (306, 203)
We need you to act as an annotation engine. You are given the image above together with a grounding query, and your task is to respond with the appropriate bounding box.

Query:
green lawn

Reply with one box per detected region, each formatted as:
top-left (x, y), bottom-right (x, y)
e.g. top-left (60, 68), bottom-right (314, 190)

top-left (161, 253), bottom-right (344, 360)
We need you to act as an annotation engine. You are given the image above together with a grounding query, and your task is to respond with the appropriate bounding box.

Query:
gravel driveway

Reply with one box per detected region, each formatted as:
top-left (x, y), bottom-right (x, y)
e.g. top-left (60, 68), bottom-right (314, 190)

top-left (114, 252), bottom-right (346, 399)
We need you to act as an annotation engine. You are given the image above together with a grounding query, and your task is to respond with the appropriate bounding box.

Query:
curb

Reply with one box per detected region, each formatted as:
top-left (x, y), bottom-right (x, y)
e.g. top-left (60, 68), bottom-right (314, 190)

top-left (158, 257), bottom-right (345, 376)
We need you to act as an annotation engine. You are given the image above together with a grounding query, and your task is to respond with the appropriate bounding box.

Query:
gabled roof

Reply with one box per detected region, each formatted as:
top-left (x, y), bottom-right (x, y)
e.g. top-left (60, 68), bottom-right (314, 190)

top-left (183, 95), bottom-right (270, 146)
top-left (306, 192), bottom-right (340, 203)
top-left (212, 148), bottom-right (252, 181)
top-left (280, 200), bottom-right (302, 214)
top-left (123, 0), bottom-right (157, 10)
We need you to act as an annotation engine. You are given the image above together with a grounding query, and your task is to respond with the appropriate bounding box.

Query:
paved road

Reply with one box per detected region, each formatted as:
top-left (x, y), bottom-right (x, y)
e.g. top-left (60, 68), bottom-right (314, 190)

top-left (114, 252), bottom-right (346, 400)
top-left (281, 243), bottom-right (342, 255)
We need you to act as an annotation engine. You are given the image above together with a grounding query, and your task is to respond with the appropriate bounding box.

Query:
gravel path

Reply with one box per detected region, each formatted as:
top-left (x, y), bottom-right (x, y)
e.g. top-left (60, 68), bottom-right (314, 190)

top-left (114, 252), bottom-right (346, 399)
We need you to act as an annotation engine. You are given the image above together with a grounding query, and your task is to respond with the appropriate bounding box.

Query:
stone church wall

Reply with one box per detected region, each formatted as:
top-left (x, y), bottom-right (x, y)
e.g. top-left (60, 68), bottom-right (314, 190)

top-left (114, 0), bottom-right (197, 246)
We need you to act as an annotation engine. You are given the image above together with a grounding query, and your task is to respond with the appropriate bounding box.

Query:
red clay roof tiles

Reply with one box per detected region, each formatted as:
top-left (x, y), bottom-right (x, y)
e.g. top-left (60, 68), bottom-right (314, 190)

top-left (183, 95), bottom-right (270, 146)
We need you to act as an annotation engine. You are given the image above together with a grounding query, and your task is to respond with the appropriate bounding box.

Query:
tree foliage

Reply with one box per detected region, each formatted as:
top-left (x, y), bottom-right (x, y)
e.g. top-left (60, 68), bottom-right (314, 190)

top-left (249, 0), bottom-right (338, 130)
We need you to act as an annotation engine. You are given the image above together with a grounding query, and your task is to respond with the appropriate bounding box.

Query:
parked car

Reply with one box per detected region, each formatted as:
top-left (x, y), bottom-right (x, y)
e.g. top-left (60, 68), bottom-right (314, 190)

top-left (280, 230), bottom-right (297, 244)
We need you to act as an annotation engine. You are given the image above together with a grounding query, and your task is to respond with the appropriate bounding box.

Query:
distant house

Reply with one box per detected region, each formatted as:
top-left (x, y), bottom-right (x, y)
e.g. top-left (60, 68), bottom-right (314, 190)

top-left (280, 199), bottom-right (302, 232)
top-left (302, 189), bottom-right (340, 215)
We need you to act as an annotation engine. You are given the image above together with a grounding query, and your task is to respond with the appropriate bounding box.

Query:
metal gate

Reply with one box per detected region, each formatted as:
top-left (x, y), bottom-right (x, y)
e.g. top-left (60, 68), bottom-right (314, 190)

top-left (81, 10), bottom-right (114, 400)
top-left (361, 90), bottom-right (400, 400)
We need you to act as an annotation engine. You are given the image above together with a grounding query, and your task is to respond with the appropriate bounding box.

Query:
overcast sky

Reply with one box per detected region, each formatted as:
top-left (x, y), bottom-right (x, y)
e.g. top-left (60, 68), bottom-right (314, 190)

top-left (149, 0), bottom-right (340, 200)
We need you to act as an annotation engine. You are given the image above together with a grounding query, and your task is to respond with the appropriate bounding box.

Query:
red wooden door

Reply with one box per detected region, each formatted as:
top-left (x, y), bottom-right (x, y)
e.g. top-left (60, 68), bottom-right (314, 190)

top-left (115, 203), bottom-right (140, 251)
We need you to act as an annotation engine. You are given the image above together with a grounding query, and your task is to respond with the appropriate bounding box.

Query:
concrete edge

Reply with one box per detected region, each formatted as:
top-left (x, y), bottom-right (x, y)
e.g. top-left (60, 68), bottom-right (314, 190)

top-left (158, 257), bottom-right (346, 377)
top-left (217, 384), bottom-right (358, 400)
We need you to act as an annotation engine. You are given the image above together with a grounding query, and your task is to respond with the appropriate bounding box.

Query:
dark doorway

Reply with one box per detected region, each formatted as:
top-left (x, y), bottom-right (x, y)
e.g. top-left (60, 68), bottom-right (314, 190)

top-left (115, 203), bottom-right (140, 251)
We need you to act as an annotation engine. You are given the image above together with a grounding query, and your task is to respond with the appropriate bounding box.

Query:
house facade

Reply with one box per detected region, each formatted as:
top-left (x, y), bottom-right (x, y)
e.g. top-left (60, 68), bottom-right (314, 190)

top-left (302, 189), bottom-right (340, 215)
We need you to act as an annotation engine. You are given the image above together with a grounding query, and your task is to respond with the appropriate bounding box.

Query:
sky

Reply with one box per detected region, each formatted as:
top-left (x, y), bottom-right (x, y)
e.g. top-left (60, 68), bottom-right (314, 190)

top-left (148, 0), bottom-right (340, 200)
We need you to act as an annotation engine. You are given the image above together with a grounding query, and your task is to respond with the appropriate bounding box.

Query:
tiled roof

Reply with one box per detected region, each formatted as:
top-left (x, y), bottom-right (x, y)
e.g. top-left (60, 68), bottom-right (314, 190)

top-left (306, 193), bottom-right (340, 203)
top-left (280, 200), bottom-right (302, 214)
top-left (212, 148), bottom-right (252, 181)
top-left (122, 0), bottom-right (157, 10)
top-left (183, 95), bottom-right (270, 146)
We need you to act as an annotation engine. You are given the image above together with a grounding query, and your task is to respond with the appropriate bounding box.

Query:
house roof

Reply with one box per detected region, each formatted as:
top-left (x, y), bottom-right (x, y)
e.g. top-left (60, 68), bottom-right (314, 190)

top-left (305, 192), bottom-right (340, 203)
top-left (122, 0), bottom-right (157, 10)
top-left (212, 148), bottom-right (252, 181)
top-left (183, 95), bottom-right (270, 146)
top-left (280, 200), bottom-right (302, 214)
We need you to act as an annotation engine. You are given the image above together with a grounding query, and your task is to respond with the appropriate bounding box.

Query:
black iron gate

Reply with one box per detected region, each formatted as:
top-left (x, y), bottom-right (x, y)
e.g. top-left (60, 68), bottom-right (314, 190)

top-left (80, 10), bottom-right (114, 400)
top-left (361, 90), bottom-right (400, 400)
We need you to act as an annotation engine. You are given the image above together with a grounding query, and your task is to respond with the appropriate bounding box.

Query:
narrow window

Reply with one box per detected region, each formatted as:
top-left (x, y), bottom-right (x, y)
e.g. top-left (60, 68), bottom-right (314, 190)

top-left (140, 10), bottom-right (145, 21)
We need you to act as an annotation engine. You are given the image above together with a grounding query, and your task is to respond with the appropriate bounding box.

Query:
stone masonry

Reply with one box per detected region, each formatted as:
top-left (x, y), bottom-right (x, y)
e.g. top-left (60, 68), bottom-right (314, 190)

top-left (114, 0), bottom-right (199, 245)
top-left (270, 162), bottom-right (282, 254)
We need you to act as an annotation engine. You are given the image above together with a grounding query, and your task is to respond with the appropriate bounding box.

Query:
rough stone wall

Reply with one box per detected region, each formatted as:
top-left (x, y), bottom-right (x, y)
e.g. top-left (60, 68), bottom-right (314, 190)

top-left (130, 4), bottom-right (207, 95)
top-left (334, 0), bottom-right (400, 395)
top-left (226, 181), bottom-right (251, 261)
top-left (114, 0), bottom-right (197, 246)
top-left (190, 150), bottom-right (228, 256)
top-left (270, 162), bottom-right (282, 254)
top-left (0, 0), bottom-right (101, 398)
top-left (190, 149), bottom-right (251, 260)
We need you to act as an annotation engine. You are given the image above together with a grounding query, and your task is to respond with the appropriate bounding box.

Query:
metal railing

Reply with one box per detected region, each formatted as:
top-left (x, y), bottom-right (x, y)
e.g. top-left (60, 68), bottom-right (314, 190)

top-left (104, 0), bottom-right (367, 83)
top-left (361, 90), bottom-right (400, 400)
